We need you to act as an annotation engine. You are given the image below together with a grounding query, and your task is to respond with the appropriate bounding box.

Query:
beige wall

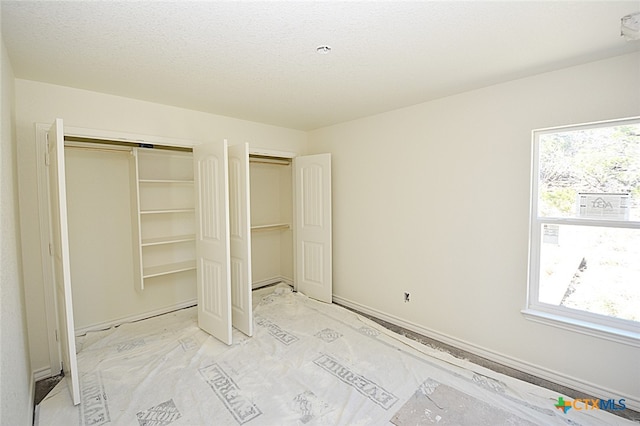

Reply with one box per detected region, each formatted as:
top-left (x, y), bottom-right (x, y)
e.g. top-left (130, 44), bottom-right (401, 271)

top-left (0, 39), bottom-right (32, 424)
top-left (309, 53), bottom-right (640, 407)
top-left (15, 79), bottom-right (308, 373)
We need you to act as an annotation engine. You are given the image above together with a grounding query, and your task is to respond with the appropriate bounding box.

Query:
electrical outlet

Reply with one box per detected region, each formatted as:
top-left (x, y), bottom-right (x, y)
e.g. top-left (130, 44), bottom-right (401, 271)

top-left (404, 292), bottom-right (410, 303)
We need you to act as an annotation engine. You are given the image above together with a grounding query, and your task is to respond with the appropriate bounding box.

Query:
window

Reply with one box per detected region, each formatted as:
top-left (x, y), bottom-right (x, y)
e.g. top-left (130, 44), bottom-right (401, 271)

top-left (525, 117), bottom-right (640, 345)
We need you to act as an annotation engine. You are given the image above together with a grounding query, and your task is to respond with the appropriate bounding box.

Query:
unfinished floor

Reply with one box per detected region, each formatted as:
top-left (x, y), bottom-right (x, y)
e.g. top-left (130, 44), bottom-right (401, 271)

top-left (35, 285), bottom-right (637, 425)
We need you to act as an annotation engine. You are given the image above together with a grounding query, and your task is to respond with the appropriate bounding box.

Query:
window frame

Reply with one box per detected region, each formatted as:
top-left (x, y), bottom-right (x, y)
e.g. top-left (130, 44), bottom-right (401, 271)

top-left (524, 117), bottom-right (640, 347)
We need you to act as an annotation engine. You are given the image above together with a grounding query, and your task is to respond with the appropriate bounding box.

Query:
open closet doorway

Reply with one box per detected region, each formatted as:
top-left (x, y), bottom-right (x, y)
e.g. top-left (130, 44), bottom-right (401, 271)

top-left (40, 119), bottom-right (332, 406)
top-left (248, 152), bottom-right (294, 290)
top-left (227, 145), bottom-right (334, 337)
top-left (247, 150), bottom-right (332, 303)
top-left (51, 129), bottom-right (202, 404)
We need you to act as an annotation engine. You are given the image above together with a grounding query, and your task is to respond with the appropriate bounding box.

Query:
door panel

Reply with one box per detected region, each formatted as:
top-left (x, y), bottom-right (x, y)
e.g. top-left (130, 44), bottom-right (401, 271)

top-left (294, 154), bottom-right (332, 303)
top-left (194, 141), bottom-right (232, 345)
top-left (228, 143), bottom-right (253, 336)
top-left (48, 118), bottom-right (81, 405)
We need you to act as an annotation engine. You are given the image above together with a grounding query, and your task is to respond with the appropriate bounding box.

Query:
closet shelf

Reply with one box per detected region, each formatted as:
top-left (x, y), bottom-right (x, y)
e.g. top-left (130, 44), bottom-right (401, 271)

top-left (138, 179), bottom-right (194, 184)
top-left (141, 234), bottom-right (196, 247)
top-left (140, 208), bottom-right (195, 215)
top-left (143, 260), bottom-right (196, 279)
top-left (251, 223), bottom-right (291, 232)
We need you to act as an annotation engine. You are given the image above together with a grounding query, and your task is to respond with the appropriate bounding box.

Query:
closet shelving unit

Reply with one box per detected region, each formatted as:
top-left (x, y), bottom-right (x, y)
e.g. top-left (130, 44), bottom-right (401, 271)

top-left (250, 223), bottom-right (290, 232)
top-left (132, 147), bottom-right (196, 290)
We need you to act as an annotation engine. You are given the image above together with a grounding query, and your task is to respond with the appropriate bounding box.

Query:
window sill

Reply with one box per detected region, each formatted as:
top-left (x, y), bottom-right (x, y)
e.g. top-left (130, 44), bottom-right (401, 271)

top-left (521, 309), bottom-right (640, 348)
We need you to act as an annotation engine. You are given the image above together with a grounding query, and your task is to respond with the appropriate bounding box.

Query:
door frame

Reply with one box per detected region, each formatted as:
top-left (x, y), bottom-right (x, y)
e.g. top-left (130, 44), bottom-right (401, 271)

top-left (35, 123), bottom-right (199, 378)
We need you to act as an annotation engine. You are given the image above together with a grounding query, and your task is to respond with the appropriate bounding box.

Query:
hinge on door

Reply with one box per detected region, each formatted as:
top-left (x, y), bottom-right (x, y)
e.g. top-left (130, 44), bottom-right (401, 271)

top-left (55, 329), bottom-right (59, 342)
top-left (49, 243), bottom-right (53, 256)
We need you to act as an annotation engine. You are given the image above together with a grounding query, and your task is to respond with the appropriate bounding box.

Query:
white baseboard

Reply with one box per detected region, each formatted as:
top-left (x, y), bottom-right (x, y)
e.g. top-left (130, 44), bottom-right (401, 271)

top-left (29, 369), bottom-right (36, 424)
top-left (332, 294), bottom-right (639, 411)
top-left (74, 299), bottom-right (197, 336)
top-left (252, 276), bottom-right (293, 289)
top-left (33, 366), bottom-right (53, 382)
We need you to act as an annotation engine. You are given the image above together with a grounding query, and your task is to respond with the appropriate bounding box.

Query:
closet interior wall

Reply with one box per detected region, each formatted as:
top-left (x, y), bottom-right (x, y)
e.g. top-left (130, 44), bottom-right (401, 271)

top-left (249, 156), bottom-right (293, 288)
top-left (64, 142), bottom-right (196, 335)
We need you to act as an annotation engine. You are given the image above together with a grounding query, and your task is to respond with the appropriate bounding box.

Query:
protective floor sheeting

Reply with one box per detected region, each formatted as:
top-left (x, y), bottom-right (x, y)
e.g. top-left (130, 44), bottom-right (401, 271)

top-left (36, 286), bottom-right (634, 425)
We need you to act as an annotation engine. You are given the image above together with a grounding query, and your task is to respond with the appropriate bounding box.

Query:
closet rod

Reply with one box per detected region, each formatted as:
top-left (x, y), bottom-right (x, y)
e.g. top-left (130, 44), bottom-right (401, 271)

top-left (64, 142), bottom-right (132, 154)
top-left (249, 156), bottom-right (291, 166)
top-left (64, 135), bottom-right (192, 153)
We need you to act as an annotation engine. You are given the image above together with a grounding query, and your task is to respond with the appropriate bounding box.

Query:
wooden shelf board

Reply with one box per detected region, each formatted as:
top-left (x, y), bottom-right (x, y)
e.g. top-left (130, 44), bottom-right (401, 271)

top-left (143, 260), bottom-right (196, 279)
top-left (140, 208), bottom-right (195, 215)
top-left (141, 234), bottom-right (196, 247)
top-left (251, 223), bottom-right (291, 232)
top-left (139, 179), bottom-right (194, 184)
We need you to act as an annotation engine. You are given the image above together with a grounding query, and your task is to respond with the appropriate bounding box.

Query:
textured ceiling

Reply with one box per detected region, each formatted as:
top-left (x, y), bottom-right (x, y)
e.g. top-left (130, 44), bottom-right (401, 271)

top-left (2, 1), bottom-right (639, 130)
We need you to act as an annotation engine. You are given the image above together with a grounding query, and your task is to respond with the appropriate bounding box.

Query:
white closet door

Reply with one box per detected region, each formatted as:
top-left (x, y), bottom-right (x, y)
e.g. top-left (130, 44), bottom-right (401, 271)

top-left (194, 140), bottom-right (232, 345)
top-left (48, 119), bottom-right (80, 405)
top-left (294, 154), bottom-right (332, 303)
top-left (228, 143), bottom-right (253, 336)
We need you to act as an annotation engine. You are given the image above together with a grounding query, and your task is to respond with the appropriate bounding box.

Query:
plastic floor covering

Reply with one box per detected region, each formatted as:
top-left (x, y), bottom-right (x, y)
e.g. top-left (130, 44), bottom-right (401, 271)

top-left (35, 286), bottom-right (635, 425)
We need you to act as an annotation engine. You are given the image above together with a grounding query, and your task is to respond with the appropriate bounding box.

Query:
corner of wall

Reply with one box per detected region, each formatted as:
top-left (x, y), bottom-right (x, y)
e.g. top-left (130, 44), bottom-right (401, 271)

top-left (1, 36), bottom-right (34, 426)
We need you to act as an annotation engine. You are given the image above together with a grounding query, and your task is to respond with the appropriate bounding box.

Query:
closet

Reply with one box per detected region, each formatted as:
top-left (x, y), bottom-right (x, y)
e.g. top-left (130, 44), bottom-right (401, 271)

top-left (249, 154), bottom-right (294, 289)
top-left (45, 119), bottom-right (332, 406)
top-left (63, 143), bottom-right (197, 336)
top-left (246, 149), bottom-right (333, 304)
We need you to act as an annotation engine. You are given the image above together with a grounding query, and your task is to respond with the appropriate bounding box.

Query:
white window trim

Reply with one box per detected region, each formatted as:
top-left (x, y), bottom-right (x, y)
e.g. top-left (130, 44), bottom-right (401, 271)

top-left (525, 117), bottom-right (640, 347)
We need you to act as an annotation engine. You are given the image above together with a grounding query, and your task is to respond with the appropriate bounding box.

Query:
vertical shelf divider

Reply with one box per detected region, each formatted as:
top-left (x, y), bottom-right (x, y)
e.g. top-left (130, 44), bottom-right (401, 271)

top-left (130, 148), bottom-right (144, 291)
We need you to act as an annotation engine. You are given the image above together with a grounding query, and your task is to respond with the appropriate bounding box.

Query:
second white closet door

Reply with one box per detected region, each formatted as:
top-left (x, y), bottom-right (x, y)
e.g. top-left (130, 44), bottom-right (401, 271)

top-left (294, 154), bottom-right (332, 303)
top-left (194, 140), bottom-right (232, 345)
top-left (228, 143), bottom-right (253, 337)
